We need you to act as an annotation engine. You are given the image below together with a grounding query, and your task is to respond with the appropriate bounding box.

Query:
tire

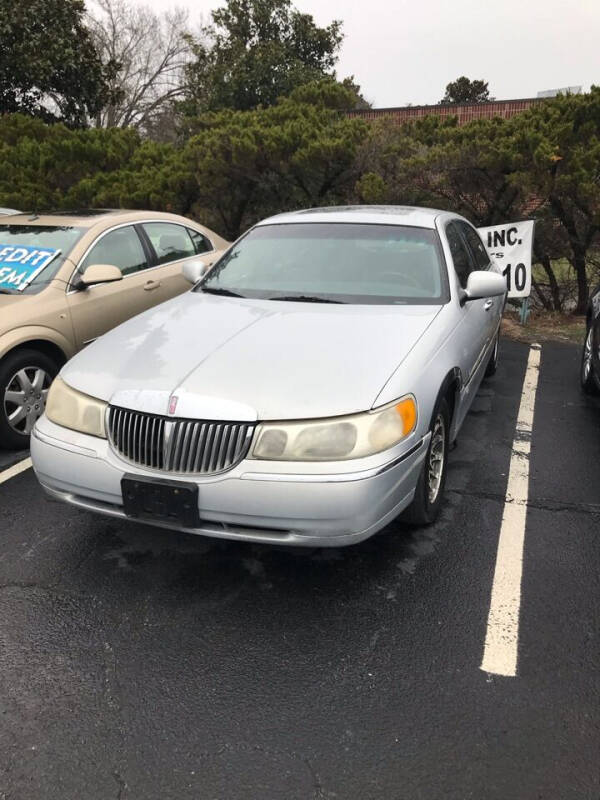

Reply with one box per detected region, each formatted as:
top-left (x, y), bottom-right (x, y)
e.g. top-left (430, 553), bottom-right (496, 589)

top-left (484, 332), bottom-right (499, 377)
top-left (0, 349), bottom-right (59, 450)
top-left (581, 323), bottom-right (600, 396)
top-left (402, 397), bottom-right (450, 526)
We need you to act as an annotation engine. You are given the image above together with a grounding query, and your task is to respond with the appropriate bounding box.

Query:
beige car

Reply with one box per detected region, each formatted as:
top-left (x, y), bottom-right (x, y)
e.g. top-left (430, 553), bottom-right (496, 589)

top-left (0, 209), bottom-right (228, 449)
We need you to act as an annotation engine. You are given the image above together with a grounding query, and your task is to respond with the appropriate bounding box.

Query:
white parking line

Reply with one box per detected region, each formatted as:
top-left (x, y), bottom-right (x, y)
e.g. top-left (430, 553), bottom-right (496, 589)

top-left (0, 457), bottom-right (32, 486)
top-left (481, 344), bottom-right (541, 677)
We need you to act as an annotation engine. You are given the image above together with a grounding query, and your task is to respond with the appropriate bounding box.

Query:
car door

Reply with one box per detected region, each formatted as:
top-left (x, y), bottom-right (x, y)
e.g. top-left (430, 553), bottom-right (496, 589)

top-left (445, 220), bottom-right (489, 385)
top-left (66, 224), bottom-right (162, 349)
top-left (138, 221), bottom-right (222, 300)
top-left (458, 220), bottom-right (501, 345)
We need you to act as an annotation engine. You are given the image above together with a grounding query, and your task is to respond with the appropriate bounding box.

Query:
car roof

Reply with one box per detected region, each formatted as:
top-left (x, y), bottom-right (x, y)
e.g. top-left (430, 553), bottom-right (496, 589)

top-left (0, 209), bottom-right (201, 230)
top-left (257, 205), bottom-right (449, 230)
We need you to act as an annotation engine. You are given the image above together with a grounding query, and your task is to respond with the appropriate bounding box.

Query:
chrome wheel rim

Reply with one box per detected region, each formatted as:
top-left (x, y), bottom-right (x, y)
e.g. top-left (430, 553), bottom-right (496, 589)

top-left (427, 414), bottom-right (446, 504)
top-left (3, 367), bottom-right (52, 436)
top-left (583, 327), bottom-right (593, 381)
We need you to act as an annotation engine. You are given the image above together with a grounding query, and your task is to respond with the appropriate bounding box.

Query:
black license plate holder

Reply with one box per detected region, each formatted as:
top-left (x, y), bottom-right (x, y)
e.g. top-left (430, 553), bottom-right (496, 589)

top-left (121, 474), bottom-right (199, 528)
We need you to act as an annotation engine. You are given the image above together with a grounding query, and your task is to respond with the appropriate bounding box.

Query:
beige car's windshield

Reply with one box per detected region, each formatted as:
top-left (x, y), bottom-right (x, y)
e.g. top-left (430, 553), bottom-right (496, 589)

top-left (199, 222), bottom-right (449, 305)
top-left (0, 224), bottom-right (85, 295)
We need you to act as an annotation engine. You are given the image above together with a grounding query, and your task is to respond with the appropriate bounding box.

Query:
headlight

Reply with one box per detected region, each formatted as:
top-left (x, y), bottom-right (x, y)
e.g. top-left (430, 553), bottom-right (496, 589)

top-left (45, 377), bottom-right (107, 438)
top-left (252, 395), bottom-right (417, 461)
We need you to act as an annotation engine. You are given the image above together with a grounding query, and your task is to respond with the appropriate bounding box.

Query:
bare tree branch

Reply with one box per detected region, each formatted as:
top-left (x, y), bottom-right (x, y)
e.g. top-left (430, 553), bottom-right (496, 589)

top-left (86, 0), bottom-right (195, 137)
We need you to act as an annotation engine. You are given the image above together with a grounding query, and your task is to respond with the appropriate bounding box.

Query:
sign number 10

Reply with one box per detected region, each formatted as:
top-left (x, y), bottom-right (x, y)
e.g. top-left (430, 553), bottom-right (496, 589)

top-left (502, 263), bottom-right (527, 293)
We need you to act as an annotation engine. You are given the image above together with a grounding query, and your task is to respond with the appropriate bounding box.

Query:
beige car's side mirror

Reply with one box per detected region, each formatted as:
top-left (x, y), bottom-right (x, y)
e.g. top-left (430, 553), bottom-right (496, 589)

top-left (79, 264), bottom-right (123, 288)
top-left (183, 259), bottom-right (211, 285)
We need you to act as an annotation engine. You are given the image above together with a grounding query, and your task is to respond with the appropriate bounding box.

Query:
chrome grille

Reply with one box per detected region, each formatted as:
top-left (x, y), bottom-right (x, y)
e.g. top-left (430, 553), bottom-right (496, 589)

top-left (107, 406), bottom-right (255, 474)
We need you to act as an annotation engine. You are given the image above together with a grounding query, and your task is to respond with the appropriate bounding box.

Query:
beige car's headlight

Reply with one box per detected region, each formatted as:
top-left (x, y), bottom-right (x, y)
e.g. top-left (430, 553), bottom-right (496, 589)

top-left (45, 377), bottom-right (107, 438)
top-left (252, 395), bottom-right (417, 461)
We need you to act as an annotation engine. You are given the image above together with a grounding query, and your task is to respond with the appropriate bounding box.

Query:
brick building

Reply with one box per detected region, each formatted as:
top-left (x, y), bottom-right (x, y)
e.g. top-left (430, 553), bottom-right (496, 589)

top-left (347, 97), bottom-right (544, 126)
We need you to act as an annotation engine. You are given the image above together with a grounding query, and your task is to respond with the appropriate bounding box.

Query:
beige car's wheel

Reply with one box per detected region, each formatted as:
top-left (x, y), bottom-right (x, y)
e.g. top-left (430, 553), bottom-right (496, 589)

top-left (0, 350), bottom-right (58, 450)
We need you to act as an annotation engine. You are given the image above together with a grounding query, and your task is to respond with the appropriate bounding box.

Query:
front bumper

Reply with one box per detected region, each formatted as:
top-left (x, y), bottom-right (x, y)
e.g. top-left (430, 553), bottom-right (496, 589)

top-left (31, 416), bottom-right (429, 547)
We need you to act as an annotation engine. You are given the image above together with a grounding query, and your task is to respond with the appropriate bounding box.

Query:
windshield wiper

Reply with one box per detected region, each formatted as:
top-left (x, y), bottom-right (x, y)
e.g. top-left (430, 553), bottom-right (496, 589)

top-left (268, 294), bottom-right (345, 304)
top-left (0, 289), bottom-right (17, 295)
top-left (200, 286), bottom-right (246, 298)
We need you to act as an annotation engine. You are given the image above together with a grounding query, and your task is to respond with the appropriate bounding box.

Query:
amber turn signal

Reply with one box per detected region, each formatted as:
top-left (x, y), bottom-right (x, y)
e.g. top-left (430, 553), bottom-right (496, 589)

top-left (396, 396), bottom-right (417, 436)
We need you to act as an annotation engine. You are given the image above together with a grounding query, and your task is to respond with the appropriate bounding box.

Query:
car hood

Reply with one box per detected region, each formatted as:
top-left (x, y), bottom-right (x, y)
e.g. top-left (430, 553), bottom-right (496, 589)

top-left (62, 292), bottom-right (442, 421)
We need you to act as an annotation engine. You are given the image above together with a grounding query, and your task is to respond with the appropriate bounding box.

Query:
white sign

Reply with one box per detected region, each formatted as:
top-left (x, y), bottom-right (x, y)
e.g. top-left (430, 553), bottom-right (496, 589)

top-left (477, 221), bottom-right (535, 299)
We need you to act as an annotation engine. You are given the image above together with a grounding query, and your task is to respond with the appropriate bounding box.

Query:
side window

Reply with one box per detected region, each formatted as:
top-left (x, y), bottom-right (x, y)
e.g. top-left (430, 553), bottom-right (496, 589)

top-left (460, 222), bottom-right (490, 270)
top-left (445, 222), bottom-right (473, 288)
top-left (187, 227), bottom-right (213, 255)
top-left (81, 226), bottom-right (148, 277)
top-left (141, 222), bottom-right (196, 265)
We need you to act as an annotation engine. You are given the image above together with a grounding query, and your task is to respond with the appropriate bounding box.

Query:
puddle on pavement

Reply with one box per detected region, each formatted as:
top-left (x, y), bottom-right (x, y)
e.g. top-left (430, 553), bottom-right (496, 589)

top-left (93, 509), bottom-right (451, 607)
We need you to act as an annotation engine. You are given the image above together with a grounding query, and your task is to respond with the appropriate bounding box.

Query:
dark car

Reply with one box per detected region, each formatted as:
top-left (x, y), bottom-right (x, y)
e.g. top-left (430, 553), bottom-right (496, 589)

top-left (581, 286), bottom-right (600, 394)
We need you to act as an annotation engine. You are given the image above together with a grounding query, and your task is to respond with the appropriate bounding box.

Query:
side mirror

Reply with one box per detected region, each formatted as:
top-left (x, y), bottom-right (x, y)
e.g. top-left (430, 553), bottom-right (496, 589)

top-left (461, 271), bottom-right (506, 304)
top-left (78, 264), bottom-right (123, 288)
top-left (182, 259), bottom-right (210, 285)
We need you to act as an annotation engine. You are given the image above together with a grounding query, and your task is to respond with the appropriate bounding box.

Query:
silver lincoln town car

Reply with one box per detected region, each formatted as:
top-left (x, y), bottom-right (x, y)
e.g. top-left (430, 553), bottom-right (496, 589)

top-left (31, 206), bottom-right (506, 547)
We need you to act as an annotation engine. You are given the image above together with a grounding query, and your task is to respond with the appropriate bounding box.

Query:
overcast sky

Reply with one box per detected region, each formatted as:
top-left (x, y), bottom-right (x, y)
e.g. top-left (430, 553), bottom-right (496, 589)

top-left (129, 0), bottom-right (599, 107)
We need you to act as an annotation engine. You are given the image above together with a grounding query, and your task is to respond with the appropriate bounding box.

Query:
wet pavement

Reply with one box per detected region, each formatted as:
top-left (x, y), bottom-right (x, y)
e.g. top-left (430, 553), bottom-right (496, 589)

top-left (0, 339), bottom-right (598, 799)
top-left (0, 448), bottom-right (28, 472)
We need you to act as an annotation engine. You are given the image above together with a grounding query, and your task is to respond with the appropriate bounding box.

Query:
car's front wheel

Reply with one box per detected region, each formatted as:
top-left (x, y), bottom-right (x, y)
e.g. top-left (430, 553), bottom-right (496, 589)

top-left (0, 349), bottom-right (58, 450)
top-left (580, 322), bottom-right (600, 396)
top-left (402, 397), bottom-right (450, 525)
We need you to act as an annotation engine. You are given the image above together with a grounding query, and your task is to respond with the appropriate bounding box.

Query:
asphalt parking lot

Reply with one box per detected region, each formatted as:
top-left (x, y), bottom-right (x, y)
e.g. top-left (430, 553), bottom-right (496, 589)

top-left (0, 338), bottom-right (598, 800)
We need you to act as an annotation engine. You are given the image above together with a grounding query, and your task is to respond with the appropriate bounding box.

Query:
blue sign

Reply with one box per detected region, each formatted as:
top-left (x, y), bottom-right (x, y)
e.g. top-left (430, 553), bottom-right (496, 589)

top-left (0, 244), bottom-right (61, 292)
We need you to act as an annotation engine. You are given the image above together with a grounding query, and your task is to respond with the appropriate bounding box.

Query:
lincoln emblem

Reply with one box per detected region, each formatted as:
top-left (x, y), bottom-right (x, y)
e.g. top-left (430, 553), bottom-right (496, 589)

top-left (168, 396), bottom-right (178, 415)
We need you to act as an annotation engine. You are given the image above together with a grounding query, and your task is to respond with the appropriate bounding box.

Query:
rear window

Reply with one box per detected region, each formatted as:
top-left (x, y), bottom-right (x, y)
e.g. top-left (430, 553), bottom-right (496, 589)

top-left (187, 227), bottom-right (213, 255)
top-left (141, 222), bottom-right (196, 265)
top-left (0, 225), bottom-right (84, 294)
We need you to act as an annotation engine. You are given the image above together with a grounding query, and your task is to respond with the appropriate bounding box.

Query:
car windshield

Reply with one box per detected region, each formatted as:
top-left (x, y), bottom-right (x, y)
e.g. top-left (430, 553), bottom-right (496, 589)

top-left (0, 224), bottom-right (85, 295)
top-left (198, 222), bottom-right (447, 305)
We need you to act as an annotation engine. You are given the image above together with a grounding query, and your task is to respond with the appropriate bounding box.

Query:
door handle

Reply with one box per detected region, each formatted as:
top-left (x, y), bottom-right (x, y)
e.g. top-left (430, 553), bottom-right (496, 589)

top-left (144, 280), bottom-right (161, 291)
top-left (484, 299), bottom-right (493, 311)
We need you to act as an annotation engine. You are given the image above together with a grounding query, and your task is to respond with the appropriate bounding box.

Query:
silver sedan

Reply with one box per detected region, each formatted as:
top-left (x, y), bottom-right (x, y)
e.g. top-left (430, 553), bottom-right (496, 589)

top-left (31, 206), bottom-right (506, 547)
